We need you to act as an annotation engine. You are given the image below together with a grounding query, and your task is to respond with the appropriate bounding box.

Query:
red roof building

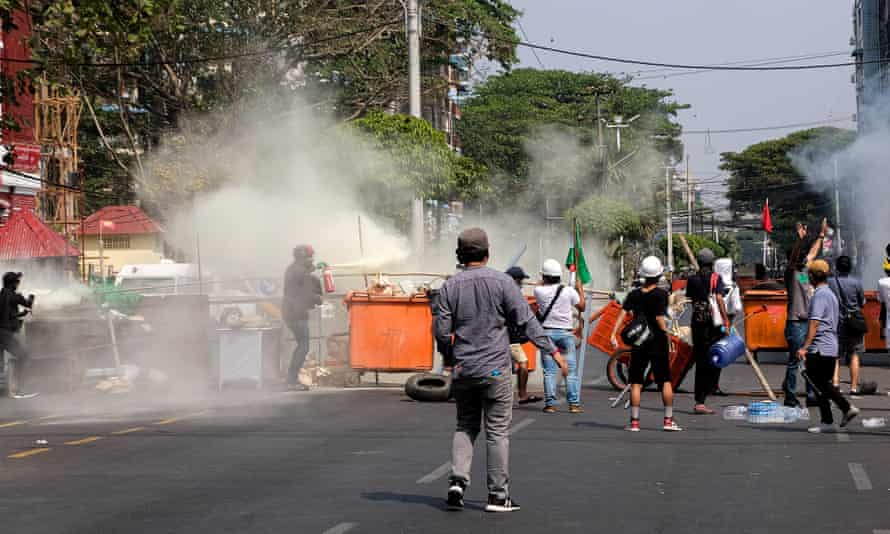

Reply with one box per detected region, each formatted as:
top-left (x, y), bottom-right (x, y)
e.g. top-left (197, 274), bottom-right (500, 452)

top-left (81, 205), bottom-right (163, 236)
top-left (0, 207), bottom-right (79, 261)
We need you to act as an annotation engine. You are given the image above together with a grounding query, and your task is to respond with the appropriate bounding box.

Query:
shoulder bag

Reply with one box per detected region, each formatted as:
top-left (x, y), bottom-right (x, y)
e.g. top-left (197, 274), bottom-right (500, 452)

top-left (536, 285), bottom-right (565, 324)
top-left (834, 275), bottom-right (868, 336)
top-left (620, 290), bottom-right (652, 347)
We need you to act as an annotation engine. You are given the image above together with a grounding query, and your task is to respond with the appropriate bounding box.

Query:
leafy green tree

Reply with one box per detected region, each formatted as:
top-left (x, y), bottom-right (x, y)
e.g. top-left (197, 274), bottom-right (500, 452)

top-left (566, 195), bottom-right (649, 243)
top-left (720, 127), bottom-right (855, 253)
top-left (350, 111), bottom-right (490, 229)
top-left (658, 234), bottom-right (728, 270)
top-left (457, 68), bottom-right (686, 204)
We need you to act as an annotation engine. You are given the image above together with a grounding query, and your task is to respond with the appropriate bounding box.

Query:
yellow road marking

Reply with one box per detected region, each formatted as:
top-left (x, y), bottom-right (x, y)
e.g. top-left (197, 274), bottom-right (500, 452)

top-left (111, 426), bottom-right (145, 435)
top-left (154, 417), bottom-right (182, 426)
top-left (8, 448), bottom-right (51, 459)
top-left (0, 420), bottom-right (26, 429)
top-left (64, 436), bottom-right (102, 446)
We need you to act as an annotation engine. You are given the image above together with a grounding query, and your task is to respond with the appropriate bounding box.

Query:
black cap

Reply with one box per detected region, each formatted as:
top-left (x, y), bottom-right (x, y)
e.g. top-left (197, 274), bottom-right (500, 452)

top-left (506, 266), bottom-right (530, 280)
top-left (457, 227), bottom-right (489, 255)
top-left (2, 271), bottom-right (22, 287)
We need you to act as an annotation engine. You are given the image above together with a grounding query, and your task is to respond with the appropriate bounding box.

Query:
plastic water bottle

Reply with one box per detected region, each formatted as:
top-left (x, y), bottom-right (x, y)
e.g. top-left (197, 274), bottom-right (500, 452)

top-left (862, 417), bottom-right (886, 429)
top-left (782, 406), bottom-right (803, 423)
top-left (723, 405), bottom-right (747, 420)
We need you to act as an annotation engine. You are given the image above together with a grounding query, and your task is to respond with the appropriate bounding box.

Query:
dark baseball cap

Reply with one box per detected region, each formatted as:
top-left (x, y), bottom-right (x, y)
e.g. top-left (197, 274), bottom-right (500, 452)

top-left (457, 227), bottom-right (489, 255)
top-left (505, 266), bottom-right (530, 280)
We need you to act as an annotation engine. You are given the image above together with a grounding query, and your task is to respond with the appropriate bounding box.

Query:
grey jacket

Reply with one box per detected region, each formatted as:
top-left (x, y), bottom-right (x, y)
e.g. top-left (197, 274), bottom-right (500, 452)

top-left (434, 266), bottom-right (556, 379)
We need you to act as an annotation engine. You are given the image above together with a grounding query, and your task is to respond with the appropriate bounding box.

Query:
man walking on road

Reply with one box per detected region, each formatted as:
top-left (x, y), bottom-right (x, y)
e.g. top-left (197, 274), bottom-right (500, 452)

top-left (0, 272), bottom-right (38, 398)
top-left (828, 255), bottom-right (866, 394)
top-left (282, 245), bottom-right (322, 391)
top-left (797, 260), bottom-right (859, 433)
top-left (435, 228), bottom-right (561, 513)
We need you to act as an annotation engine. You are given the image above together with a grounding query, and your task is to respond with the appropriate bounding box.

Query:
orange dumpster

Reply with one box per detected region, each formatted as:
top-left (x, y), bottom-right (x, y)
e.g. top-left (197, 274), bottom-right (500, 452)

top-left (344, 291), bottom-right (434, 371)
top-left (743, 289), bottom-right (888, 354)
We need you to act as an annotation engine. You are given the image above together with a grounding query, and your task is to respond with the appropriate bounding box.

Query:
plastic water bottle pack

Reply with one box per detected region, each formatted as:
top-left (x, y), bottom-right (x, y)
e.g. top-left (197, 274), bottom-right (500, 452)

top-left (743, 401), bottom-right (809, 424)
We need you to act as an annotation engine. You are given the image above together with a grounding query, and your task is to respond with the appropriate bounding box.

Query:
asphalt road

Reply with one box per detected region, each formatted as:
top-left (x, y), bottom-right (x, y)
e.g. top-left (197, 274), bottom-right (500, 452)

top-left (2, 356), bottom-right (890, 534)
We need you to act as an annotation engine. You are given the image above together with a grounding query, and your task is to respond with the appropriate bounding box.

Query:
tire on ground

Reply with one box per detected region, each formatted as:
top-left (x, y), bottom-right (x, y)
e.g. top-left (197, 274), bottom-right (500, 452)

top-left (405, 373), bottom-right (452, 402)
top-left (606, 350), bottom-right (631, 391)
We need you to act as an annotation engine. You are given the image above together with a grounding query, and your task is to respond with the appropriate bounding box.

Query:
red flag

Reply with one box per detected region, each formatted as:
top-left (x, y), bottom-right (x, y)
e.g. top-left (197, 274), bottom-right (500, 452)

top-left (101, 220), bottom-right (116, 230)
top-left (761, 199), bottom-right (773, 234)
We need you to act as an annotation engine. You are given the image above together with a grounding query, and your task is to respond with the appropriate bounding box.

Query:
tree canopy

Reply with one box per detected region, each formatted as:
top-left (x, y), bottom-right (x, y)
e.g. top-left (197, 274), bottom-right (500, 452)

top-left (720, 127), bottom-right (855, 252)
top-left (457, 68), bottom-right (686, 205)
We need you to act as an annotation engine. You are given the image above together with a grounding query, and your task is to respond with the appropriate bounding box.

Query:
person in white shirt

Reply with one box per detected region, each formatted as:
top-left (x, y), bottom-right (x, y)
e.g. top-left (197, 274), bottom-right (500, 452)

top-left (534, 259), bottom-right (585, 414)
top-left (877, 254), bottom-right (890, 350)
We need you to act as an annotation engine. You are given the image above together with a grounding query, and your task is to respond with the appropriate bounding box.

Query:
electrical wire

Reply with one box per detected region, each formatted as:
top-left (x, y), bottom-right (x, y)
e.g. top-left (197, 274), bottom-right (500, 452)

top-left (516, 19), bottom-right (545, 69)
top-left (683, 116), bottom-right (854, 135)
top-left (425, 12), bottom-right (890, 72)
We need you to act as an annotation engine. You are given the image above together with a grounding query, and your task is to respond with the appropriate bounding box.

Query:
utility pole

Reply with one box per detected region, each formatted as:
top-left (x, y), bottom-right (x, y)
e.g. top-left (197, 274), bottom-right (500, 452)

top-left (665, 164), bottom-right (674, 272)
top-left (686, 154), bottom-right (693, 234)
top-left (405, 0), bottom-right (424, 253)
top-left (407, 0), bottom-right (421, 118)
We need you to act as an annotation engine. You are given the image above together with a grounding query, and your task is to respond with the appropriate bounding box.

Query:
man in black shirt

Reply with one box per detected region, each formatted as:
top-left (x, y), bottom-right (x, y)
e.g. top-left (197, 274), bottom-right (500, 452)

top-left (281, 245), bottom-right (322, 391)
top-left (610, 256), bottom-right (681, 432)
top-left (686, 249), bottom-right (729, 415)
top-left (0, 272), bottom-right (37, 398)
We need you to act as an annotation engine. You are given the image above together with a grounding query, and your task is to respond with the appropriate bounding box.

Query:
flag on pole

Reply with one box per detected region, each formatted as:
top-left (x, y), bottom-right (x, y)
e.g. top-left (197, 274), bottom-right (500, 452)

top-left (761, 199), bottom-right (773, 234)
top-left (565, 220), bottom-right (592, 285)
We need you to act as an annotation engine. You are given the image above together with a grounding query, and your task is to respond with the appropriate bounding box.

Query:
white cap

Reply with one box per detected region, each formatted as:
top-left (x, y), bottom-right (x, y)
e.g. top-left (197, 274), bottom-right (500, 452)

top-left (541, 258), bottom-right (562, 277)
top-left (640, 256), bottom-right (664, 278)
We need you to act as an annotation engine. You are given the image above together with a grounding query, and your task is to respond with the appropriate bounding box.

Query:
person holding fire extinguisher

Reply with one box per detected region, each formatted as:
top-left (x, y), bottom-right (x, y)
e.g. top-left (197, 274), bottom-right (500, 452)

top-left (282, 245), bottom-right (323, 391)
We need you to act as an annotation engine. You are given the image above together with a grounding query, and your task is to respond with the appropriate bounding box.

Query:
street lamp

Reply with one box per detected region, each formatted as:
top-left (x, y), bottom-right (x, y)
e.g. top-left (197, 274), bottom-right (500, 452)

top-left (606, 114), bottom-right (640, 152)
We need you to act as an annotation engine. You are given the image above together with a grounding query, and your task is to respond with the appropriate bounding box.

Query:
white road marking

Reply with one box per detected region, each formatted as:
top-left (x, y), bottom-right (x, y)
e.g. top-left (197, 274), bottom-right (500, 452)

top-left (416, 418), bottom-right (536, 484)
top-left (836, 432), bottom-right (851, 442)
top-left (322, 522), bottom-right (357, 534)
top-left (509, 417), bottom-right (536, 435)
top-left (848, 463), bottom-right (873, 490)
top-left (417, 462), bottom-right (451, 484)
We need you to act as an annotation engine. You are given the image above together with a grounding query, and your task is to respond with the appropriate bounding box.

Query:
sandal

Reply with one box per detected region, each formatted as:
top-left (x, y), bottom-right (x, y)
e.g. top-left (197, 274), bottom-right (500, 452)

top-left (518, 395), bottom-right (543, 405)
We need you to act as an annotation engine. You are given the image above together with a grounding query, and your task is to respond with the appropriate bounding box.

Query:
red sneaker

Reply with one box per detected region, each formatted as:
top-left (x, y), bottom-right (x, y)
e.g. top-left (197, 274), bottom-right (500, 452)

top-left (663, 417), bottom-right (683, 432)
top-left (625, 419), bottom-right (641, 432)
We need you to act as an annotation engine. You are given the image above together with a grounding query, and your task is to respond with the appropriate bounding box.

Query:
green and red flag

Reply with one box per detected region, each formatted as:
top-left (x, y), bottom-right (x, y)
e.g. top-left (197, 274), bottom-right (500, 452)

top-left (565, 219), bottom-right (592, 285)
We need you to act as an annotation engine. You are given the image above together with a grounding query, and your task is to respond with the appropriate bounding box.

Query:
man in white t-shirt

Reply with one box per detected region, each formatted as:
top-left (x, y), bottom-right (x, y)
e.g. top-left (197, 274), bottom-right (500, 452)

top-left (877, 256), bottom-right (890, 349)
top-left (534, 258), bottom-right (585, 414)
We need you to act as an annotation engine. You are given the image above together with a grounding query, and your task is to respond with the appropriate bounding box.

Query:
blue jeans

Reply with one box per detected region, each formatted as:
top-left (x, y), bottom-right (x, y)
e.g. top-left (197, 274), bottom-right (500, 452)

top-left (783, 321), bottom-right (814, 405)
top-left (542, 329), bottom-right (579, 407)
top-left (286, 319), bottom-right (311, 385)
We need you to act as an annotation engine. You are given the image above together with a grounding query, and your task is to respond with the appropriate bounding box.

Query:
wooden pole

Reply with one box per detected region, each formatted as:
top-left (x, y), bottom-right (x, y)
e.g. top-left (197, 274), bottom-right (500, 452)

top-left (677, 233), bottom-right (699, 271)
top-left (744, 349), bottom-right (777, 401)
top-left (358, 215), bottom-right (369, 288)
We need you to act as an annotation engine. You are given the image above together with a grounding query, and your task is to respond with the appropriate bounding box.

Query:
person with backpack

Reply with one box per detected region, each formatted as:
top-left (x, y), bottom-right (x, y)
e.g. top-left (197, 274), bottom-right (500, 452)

top-left (535, 258), bottom-right (585, 414)
top-left (609, 256), bottom-right (681, 432)
top-left (827, 255), bottom-right (866, 395)
top-left (685, 248), bottom-right (730, 415)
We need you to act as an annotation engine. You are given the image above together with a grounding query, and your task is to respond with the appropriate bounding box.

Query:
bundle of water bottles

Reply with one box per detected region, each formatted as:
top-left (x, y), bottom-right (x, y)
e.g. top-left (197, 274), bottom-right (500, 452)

top-left (722, 401), bottom-right (810, 424)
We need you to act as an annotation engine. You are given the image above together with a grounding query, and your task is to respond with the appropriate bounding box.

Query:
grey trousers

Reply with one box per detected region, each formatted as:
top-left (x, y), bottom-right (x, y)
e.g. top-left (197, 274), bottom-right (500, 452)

top-left (450, 373), bottom-right (513, 499)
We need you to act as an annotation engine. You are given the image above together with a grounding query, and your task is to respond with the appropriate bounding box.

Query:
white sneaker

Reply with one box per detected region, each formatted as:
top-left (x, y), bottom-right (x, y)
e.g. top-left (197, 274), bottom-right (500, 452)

top-left (808, 424), bottom-right (836, 433)
top-left (840, 406), bottom-right (860, 428)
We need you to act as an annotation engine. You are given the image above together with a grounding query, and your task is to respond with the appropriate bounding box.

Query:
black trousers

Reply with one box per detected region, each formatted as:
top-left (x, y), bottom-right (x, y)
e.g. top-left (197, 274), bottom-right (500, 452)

top-left (0, 328), bottom-right (30, 392)
top-left (692, 322), bottom-right (720, 404)
top-left (804, 353), bottom-right (851, 425)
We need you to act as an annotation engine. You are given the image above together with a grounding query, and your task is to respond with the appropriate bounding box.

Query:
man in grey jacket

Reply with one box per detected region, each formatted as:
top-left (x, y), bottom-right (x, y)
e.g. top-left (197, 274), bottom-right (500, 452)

top-left (434, 228), bottom-right (561, 513)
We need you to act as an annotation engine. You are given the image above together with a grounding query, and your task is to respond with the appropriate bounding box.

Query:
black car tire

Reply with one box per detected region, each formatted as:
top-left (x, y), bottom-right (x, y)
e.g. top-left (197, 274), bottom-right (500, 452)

top-left (405, 373), bottom-right (452, 402)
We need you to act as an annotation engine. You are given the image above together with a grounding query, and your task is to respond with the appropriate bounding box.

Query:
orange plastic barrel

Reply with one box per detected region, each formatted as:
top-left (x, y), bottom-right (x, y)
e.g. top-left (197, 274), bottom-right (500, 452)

top-left (344, 291), bottom-right (434, 371)
top-left (863, 291), bottom-right (886, 352)
top-left (742, 290), bottom-right (789, 353)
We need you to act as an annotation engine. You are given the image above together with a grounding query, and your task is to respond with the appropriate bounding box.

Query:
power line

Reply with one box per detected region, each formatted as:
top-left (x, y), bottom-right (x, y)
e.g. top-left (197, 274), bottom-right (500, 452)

top-left (516, 19), bottom-right (545, 69)
top-left (0, 20), bottom-right (400, 68)
top-left (683, 116), bottom-right (854, 135)
top-left (629, 50), bottom-right (853, 80)
top-left (425, 12), bottom-right (890, 72)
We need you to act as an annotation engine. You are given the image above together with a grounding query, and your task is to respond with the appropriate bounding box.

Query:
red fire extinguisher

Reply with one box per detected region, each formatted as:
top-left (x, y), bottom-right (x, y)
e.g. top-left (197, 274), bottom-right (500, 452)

top-left (321, 263), bottom-right (335, 293)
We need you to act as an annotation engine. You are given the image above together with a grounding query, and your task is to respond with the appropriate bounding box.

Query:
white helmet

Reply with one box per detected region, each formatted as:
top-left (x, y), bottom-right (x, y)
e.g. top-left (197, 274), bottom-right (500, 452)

top-left (541, 258), bottom-right (562, 278)
top-left (640, 256), bottom-right (664, 278)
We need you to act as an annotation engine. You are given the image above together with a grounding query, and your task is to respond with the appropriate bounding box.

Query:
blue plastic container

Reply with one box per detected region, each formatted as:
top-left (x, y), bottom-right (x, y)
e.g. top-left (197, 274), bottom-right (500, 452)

top-left (709, 333), bottom-right (746, 368)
